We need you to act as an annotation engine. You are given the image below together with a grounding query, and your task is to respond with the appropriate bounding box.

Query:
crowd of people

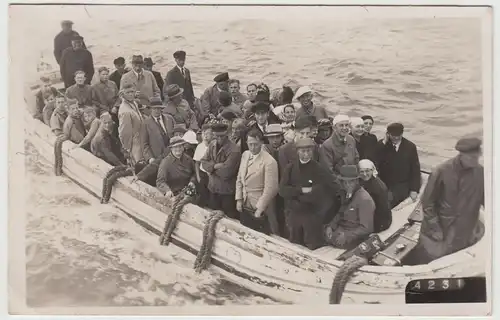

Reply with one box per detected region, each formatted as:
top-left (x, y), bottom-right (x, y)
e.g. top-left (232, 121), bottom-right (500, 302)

top-left (33, 20), bottom-right (485, 264)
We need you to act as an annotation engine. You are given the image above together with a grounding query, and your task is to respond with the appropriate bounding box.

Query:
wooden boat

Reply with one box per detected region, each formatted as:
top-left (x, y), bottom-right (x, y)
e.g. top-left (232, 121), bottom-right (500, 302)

top-left (22, 73), bottom-right (486, 305)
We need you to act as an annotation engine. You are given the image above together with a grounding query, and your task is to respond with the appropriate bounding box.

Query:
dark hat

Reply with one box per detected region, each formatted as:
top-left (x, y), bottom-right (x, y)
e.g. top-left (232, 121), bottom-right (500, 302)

top-left (251, 101), bottom-right (271, 114)
top-left (164, 84), bottom-right (184, 100)
top-left (71, 35), bottom-right (84, 41)
top-left (61, 20), bottom-right (74, 26)
top-left (212, 122), bottom-right (229, 133)
top-left (254, 90), bottom-right (271, 103)
top-left (113, 57), bottom-right (125, 65)
top-left (318, 118), bottom-right (333, 129)
top-left (339, 165), bottom-right (360, 180)
top-left (143, 57), bottom-right (154, 66)
top-left (173, 124), bottom-right (187, 135)
top-left (455, 137), bottom-right (482, 153)
top-left (220, 111), bottom-right (238, 121)
top-left (170, 136), bottom-right (187, 148)
top-left (173, 50), bottom-right (186, 59)
top-left (361, 115), bottom-right (374, 122)
top-left (218, 91), bottom-right (233, 106)
top-left (149, 97), bottom-right (163, 107)
top-left (305, 115), bottom-right (318, 127)
top-left (131, 55), bottom-right (144, 65)
top-left (201, 123), bottom-right (213, 131)
top-left (213, 72), bottom-right (229, 83)
top-left (295, 138), bottom-right (316, 149)
top-left (294, 115), bottom-right (313, 130)
top-left (387, 122), bottom-right (404, 135)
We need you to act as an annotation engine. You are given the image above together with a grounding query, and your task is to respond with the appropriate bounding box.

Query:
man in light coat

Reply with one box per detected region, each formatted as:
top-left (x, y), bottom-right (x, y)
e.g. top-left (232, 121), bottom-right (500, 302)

top-left (236, 128), bottom-right (280, 235)
top-left (118, 83), bottom-right (145, 165)
top-left (120, 55), bottom-right (161, 107)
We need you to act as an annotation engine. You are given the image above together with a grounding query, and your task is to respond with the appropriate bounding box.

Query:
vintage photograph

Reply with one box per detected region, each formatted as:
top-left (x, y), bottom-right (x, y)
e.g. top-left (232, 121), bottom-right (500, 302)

top-left (8, 3), bottom-right (492, 316)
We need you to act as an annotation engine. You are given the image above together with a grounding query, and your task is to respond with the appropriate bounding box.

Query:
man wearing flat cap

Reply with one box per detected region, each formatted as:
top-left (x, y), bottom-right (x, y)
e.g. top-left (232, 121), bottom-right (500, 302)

top-left (409, 137), bottom-right (484, 265)
top-left (200, 72), bottom-right (230, 120)
top-left (60, 34), bottom-right (94, 88)
top-left (201, 122), bottom-right (242, 219)
top-left (109, 57), bottom-right (130, 90)
top-left (165, 50), bottom-right (195, 108)
top-left (54, 20), bottom-right (87, 65)
top-left (120, 55), bottom-right (161, 107)
top-left (262, 123), bottom-right (284, 161)
top-left (375, 122), bottom-right (421, 208)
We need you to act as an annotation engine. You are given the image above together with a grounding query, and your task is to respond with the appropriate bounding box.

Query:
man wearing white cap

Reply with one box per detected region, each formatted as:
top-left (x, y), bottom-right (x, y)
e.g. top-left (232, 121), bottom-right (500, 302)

top-left (319, 114), bottom-right (359, 182)
top-left (350, 116), bottom-right (378, 163)
top-left (294, 86), bottom-right (328, 121)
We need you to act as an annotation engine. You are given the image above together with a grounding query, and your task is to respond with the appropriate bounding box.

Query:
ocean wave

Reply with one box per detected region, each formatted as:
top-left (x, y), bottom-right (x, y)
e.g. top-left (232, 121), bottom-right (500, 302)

top-left (346, 72), bottom-right (384, 85)
top-left (385, 88), bottom-right (442, 101)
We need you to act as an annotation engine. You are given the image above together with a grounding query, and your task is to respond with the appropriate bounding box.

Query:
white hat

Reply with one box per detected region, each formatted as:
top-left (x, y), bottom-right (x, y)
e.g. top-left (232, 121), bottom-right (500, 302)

top-left (182, 130), bottom-right (198, 145)
top-left (332, 115), bottom-right (350, 126)
top-left (350, 117), bottom-right (364, 127)
top-left (293, 86), bottom-right (313, 100)
top-left (358, 159), bottom-right (378, 177)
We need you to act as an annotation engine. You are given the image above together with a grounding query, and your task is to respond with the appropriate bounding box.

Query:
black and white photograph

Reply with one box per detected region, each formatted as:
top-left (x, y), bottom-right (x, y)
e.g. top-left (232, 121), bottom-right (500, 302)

top-left (7, 2), bottom-right (493, 317)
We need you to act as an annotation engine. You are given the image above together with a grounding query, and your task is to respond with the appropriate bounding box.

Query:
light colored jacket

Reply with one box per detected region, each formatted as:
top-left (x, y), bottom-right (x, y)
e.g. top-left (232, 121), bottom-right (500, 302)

top-left (120, 70), bottom-right (161, 106)
top-left (118, 99), bottom-right (144, 165)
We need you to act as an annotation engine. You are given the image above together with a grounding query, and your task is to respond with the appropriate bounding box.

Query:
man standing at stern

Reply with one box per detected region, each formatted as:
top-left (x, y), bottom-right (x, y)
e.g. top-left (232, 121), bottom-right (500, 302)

top-left (59, 35), bottom-right (94, 89)
top-left (165, 50), bottom-right (195, 108)
top-left (54, 20), bottom-right (86, 65)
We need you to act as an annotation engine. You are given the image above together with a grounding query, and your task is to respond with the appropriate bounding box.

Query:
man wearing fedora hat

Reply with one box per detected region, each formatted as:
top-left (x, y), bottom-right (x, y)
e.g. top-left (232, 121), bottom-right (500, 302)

top-left (142, 97), bottom-right (174, 164)
top-left (294, 86), bottom-right (328, 121)
top-left (324, 165), bottom-right (375, 250)
top-left (144, 57), bottom-right (164, 101)
top-left (262, 123), bottom-right (284, 161)
top-left (163, 84), bottom-right (199, 132)
top-left (120, 55), bottom-right (161, 107)
top-left (165, 50), bottom-right (195, 108)
top-left (200, 72), bottom-right (230, 120)
top-left (60, 34), bottom-right (94, 88)
top-left (54, 20), bottom-right (86, 65)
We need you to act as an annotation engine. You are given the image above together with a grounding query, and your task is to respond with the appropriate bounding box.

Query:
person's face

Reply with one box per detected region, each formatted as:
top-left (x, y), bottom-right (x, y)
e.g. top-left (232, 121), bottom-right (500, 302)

top-left (45, 95), bottom-right (55, 105)
top-left (247, 136), bottom-right (263, 156)
top-left (55, 97), bottom-right (65, 109)
top-left (341, 179), bottom-right (359, 194)
top-left (144, 64), bottom-right (153, 71)
top-left (359, 168), bottom-right (374, 181)
top-left (171, 95), bottom-right (183, 104)
top-left (173, 131), bottom-right (185, 138)
top-left (68, 105), bottom-right (80, 118)
top-left (83, 111), bottom-right (96, 123)
top-left (388, 133), bottom-right (403, 144)
top-left (317, 128), bottom-right (332, 142)
top-left (175, 58), bottom-right (185, 68)
top-left (335, 121), bottom-right (350, 137)
top-left (71, 40), bottom-right (83, 50)
top-left (115, 63), bottom-right (126, 73)
top-left (103, 119), bottom-right (115, 132)
top-left (171, 144), bottom-right (185, 158)
top-left (215, 132), bottom-right (228, 145)
top-left (255, 111), bottom-right (268, 125)
top-left (284, 107), bottom-right (296, 121)
top-left (310, 126), bottom-right (318, 139)
top-left (247, 85), bottom-right (257, 101)
top-left (364, 119), bottom-right (373, 133)
top-left (217, 81), bottom-right (229, 92)
top-left (75, 73), bottom-right (86, 85)
top-left (229, 82), bottom-right (240, 95)
top-left (268, 135), bottom-right (283, 149)
top-left (151, 107), bottom-right (162, 117)
top-left (42, 82), bottom-right (51, 91)
top-left (297, 147), bottom-right (313, 163)
top-left (122, 88), bottom-right (136, 101)
top-left (132, 63), bottom-right (143, 73)
top-left (459, 151), bottom-right (482, 168)
top-left (351, 123), bottom-right (365, 137)
top-left (62, 24), bottom-right (72, 33)
top-left (202, 129), bottom-right (213, 142)
top-left (295, 127), bottom-right (312, 140)
top-left (99, 70), bottom-right (110, 82)
top-left (298, 92), bottom-right (313, 107)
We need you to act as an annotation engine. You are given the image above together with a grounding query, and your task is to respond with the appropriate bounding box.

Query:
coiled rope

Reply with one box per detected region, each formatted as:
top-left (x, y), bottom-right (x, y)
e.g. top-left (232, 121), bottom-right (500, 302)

top-left (193, 210), bottom-right (225, 273)
top-left (100, 166), bottom-right (134, 204)
top-left (159, 192), bottom-right (194, 246)
top-left (54, 135), bottom-right (69, 176)
top-left (329, 255), bottom-right (369, 304)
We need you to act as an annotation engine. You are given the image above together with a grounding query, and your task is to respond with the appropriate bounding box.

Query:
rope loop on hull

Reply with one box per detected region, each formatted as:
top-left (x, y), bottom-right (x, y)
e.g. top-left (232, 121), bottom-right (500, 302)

top-left (193, 210), bottom-right (225, 273)
top-left (329, 255), bottom-right (369, 304)
top-left (54, 135), bottom-right (69, 176)
top-left (160, 192), bottom-right (194, 246)
top-left (101, 166), bottom-right (134, 204)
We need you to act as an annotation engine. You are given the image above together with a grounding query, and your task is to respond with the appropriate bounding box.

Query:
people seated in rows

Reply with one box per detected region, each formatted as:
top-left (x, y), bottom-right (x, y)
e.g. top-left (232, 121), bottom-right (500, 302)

top-left (63, 103), bottom-right (87, 146)
top-left (72, 106), bottom-right (100, 150)
top-left (350, 116), bottom-right (378, 162)
top-left (66, 70), bottom-right (98, 111)
top-left (263, 124), bottom-right (284, 161)
top-left (35, 76), bottom-right (59, 121)
top-left (143, 57), bottom-right (164, 101)
top-left (319, 115), bottom-right (359, 182)
top-left (54, 20), bottom-right (86, 65)
top-left (120, 55), bottom-right (161, 107)
top-left (279, 138), bottom-right (339, 250)
top-left (109, 57), bottom-right (129, 89)
top-left (324, 165), bottom-right (375, 250)
top-left (201, 72), bottom-right (230, 120)
top-left (236, 129), bottom-right (280, 235)
top-left (92, 66), bottom-right (119, 116)
top-left (217, 91), bottom-right (243, 118)
top-left (193, 124), bottom-right (214, 207)
top-left (163, 84), bottom-right (199, 131)
top-left (201, 122), bottom-right (242, 219)
top-left (294, 86), bottom-right (328, 121)
top-left (165, 51), bottom-right (196, 110)
top-left (156, 136), bottom-right (197, 198)
top-left (182, 130), bottom-right (198, 159)
top-left (376, 123), bottom-right (421, 208)
top-left (229, 79), bottom-right (248, 108)
top-left (91, 113), bottom-right (125, 166)
top-left (118, 83), bottom-right (145, 166)
top-left (358, 159), bottom-right (392, 232)
top-left (315, 118), bottom-right (332, 145)
top-left (242, 83), bottom-right (258, 119)
top-left (50, 97), bottom-right (70, 136)
top-left (60, 35), bottom-right (94, 89)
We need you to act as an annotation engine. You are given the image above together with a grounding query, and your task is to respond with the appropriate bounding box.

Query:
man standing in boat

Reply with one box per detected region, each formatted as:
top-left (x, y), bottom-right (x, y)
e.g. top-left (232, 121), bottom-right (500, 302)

top-left (229, 79), bottom-right (248, 108)
top-left (201, 122), bottom-right (242, 219)
top-left (375, 123), bottom-right (421, 208)
top-left (144, 57), bottom-right (164, 101)
top-left (59, 35), bottom-right (94, 89)
top-left (109, 57), bottom-right (129, 90)
top-left (361, 115), bottom-right (379, 163)
top-left (118, 83), bottom-right (145, 166)
top-left (53, 20), bottom-right (86, 65)
top-left (350, 117), bottom-right (377, 162)
top-left (164, 50), bottom-right (195, 109)
top-left (120, 55), bottom-right (161, 107)
top-left (163, 84), bottom-right (199, 132)
top-left (200, 72), bottom-right (230, 120)
top-left (411, 137), bottom-right (484, 264)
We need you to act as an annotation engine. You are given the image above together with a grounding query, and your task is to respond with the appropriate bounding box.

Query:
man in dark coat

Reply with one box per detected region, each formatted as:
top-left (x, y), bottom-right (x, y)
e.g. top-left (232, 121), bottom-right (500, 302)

top-left (361, 115), bottom-right (379, 163)
top-left (164, 50), bottom-right (195, 108)
top-left (375, 123), bottom-right (421, 208)
top-left (350, 117), bottom-right (378, 163)
top-left (410, 137), bottom-right (484, 264)
top-left (59, 35), bottom-right (94, 88)
top-left (144, 57), bottom-right (164, 102)
top-left (65, 70), bottom-right (98, 111)
top-left (200, 72), bottom-right (230, 120)
top-left (201, 122), bottom-right (242, 219)
top-left (109, 57), bottom-right (130, 90)
top-left (53, 20), bottom-right (86, 65)
top-left (242, 102), bottom-right (281, 152)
